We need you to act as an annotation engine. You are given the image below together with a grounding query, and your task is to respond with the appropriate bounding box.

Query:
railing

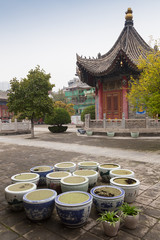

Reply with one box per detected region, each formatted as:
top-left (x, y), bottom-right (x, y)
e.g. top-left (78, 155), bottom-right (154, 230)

top-left (0, 119), bottom-right (31, 132)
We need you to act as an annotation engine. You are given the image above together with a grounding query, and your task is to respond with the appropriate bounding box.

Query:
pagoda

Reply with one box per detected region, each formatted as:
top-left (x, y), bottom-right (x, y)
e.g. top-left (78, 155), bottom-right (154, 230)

top-left (76, 8), bottom-right (152, 119)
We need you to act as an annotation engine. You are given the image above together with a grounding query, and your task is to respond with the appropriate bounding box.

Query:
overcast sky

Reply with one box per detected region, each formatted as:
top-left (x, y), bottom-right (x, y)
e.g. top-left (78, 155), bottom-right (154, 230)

top-left (0, 0), bottom-right (160, 91)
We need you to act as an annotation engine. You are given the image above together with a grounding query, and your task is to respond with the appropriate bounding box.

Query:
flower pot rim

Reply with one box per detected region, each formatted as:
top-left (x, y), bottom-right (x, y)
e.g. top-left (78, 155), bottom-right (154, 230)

top-left (54, 162), bottom-right (76, 168)
top-left (30, 165), bottom-right (54, 173)
top-left (23, 189), bottom-right (57, 204)
top-left (73, 170), bottom-right (98, 177)
top-left (55, 191), bottom-right (93, 207)
top-left (98, 163), bottom-right (121, 169)
top-left (60, 176), bottom-right (89, 185)
top-left (78, 161), bottom-right (99, 166)
top-left (90, 185), bottom-right (125, 199)
top-left (11, 172), bottom-right (39, 182)
top-left (110, 177), bottom-right (140, 187)
top-left (110, 169), bottom-right (134, 176)
top-left (5, 182), bottom-right (36, 194)
top-left (46, 171), bottom-right (72, 180)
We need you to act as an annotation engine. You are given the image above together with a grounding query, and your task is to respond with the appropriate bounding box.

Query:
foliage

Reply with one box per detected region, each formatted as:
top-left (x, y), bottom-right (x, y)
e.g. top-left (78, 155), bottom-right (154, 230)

top-left (48, 126), bottom-right (68, 133)
top-left (97, 211), bottom-right (120, 226)
top-left (119, 203), bottom-right (141, 216)
top-left (7, 66), bottom-right (54, 138)
top-left (51, 89), bottom-right (67, 103)
top-left (81, 105), bottom-right (95, 122)
top-left (45, 108), bottom-right (71, 127)
top-left (54, 101), bottom-right (75, 116)
top-left (127, 51), bottom-right (160, 117)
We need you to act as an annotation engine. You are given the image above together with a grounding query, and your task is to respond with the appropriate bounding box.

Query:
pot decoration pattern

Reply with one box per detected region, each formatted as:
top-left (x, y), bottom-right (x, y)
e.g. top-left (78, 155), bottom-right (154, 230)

top-left (98, 163), bottom-right (121, 182)
top-left (5, 182), bottom-right (37, 211)
top-left (54, 162), bottom-right (76, 173)
top-left (23, 189), bottom-right (57, 221)
top-left (30, 165), bottom-right (54, 186)
top-left (90, 185), bottom-right (125, 212)
top-left (11, 172), bottom-right (40, 185)
top-left (55, 191), bottom-right (93, 228)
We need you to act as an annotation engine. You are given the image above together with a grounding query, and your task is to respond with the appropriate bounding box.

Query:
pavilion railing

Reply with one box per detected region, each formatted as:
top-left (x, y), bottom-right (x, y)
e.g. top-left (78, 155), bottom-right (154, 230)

top-left (0, 119), bottom-right (31, 132)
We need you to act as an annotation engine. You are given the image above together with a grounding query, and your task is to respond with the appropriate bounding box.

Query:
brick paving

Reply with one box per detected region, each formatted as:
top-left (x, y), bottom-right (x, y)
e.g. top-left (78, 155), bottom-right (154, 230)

top-left (0, 126), bottom-right (160, 240)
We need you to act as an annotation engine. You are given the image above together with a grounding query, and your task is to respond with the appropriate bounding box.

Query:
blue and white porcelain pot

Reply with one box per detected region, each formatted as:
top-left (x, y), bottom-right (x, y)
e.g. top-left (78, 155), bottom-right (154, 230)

top-left (54, 162), bottom-right (76, 173)
top-left (73, 170), bottom-right (98, 189)
top-left (55, 191), bottom-right (93, 228)
top-left (5, 182), bottom-right (37, 211)
top-left (78, 161), bottom-right (99, 171)
top-left (11, 172), bottom-right (40, 185)
top-left (90, 185), bottom-right (125, 212)
top-left (110, 169), bottom-right (134, 179)
top-left (30, 165), bottom-right (54, 186)
top-left (98, 163), bottom-right (121, 183)
top-left (23, 189), bottom-right (57, 221)
top-left (60, 176), bottom-right (89, 192)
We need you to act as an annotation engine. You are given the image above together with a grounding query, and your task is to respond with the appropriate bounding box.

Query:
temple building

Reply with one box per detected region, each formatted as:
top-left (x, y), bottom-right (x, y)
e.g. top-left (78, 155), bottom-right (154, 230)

top-left (76, 8), bottom-right (152, 119)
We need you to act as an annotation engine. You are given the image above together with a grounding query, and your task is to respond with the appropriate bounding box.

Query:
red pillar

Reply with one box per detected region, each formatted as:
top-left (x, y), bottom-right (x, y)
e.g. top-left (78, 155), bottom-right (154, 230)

top-left (122, 76), bottom-right (128, 119)
top-left (98, 80), bottom-right (103, 120)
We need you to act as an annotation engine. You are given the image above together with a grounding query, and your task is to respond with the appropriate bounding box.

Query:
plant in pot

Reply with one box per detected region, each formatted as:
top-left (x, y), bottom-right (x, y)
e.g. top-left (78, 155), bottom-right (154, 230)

top-left (97, 211), bottom-right (120, 237)
top-left (45, 107), bottom-right (71, 133)
top-left (119, 203), bottom-right (141, 229)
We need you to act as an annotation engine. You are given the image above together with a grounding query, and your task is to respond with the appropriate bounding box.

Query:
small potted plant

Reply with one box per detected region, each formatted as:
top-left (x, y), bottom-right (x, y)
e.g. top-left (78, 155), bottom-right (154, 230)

top-left (97, 211), bottom-right (120, 237)
top-left (119, 203), bottom-right (141, 229)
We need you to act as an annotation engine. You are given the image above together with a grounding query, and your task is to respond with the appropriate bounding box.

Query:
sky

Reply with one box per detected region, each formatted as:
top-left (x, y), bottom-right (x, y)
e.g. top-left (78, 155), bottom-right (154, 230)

top-left (0, 0), bottom-right (160, 91)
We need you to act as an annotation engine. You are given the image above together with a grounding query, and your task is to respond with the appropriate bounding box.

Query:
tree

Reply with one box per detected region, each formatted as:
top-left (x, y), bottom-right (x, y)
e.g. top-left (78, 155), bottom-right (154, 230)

top-left (54, 101), bottom-right (75, 116)
top-left (7, 66), bottom-right (54, 138)
top-left (127, 50), bottom-right (160, 117)
top-left (51, 89), bottom-right (67, 103)
top-left (81, 105), bottom-right (95, 122)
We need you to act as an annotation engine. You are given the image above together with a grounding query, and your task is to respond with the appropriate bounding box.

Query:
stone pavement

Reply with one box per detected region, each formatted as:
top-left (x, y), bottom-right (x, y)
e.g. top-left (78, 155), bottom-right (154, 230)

top-left (0, 126), bottom-right (160, 240)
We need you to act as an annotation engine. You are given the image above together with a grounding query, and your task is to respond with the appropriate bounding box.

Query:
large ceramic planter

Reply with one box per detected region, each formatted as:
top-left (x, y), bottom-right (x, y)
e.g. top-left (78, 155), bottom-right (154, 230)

top-left (73, 170), bottom-right (98, 189)
top-left (110, 169), bottom-right (135, 179)
top-left (98, 163), bottom-right (121, 183)
top-left (11, 172), bottom-right (40, 185)
top-left (107, 132), bottom-right (115, 137)
top-left (86, 130), bottom-right (93, 136)
top-left (110, 177), bottom-right (140, 203)
top-left (54, 162), bottom-right (76, 173)
top-left (60, 176), bottom-right (89, 192)
top-left (102, 218), bottom-right (120, 237)
top-left (131, 132), bottom-right (139, 138)
top-left (5, 182), bottom-right (37, 211)
top-left (30, 165), bottom-right (54, 186)
top-left (78, 161), bottom-right (99, 171)
top-left (123, 212), bottom-right (139, 229)
top-left (46, 171), bottom-right (72, 194)
top-left (90, 185), bottom-right (125, 212)
top-left (55, 191), bottom-right (93, 228)
top-left (23, 189), bottom-right (57, 221)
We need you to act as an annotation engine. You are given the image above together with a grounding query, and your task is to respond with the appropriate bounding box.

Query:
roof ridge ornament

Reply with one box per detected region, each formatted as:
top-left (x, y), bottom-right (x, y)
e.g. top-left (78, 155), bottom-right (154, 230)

top-left (125, 8), bottom-right (133, 26)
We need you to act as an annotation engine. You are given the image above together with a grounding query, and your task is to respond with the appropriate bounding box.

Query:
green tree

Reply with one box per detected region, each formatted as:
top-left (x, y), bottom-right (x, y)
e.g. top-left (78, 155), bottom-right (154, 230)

top-left (81, 105), bottom-right (95, 122)
top-left (127, 51), bottom-right (160, 117)
top-left (51, 89), bottom-right (67, 103)
top-left (7, 66), bottom-right (54, 138)
top-left (54, 101), bottom-right (75, 116)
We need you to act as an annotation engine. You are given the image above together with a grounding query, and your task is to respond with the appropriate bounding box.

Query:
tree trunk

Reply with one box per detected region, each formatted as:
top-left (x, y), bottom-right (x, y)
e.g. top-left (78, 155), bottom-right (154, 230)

top-left (31, 118), bottom-right (34, 138)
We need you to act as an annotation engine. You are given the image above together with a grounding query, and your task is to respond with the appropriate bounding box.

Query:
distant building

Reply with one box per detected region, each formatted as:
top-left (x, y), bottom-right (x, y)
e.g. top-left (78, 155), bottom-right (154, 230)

top-left (64, 78), bottom-right (95, 115)
top-left (0, 90), bottom-right (13, 122)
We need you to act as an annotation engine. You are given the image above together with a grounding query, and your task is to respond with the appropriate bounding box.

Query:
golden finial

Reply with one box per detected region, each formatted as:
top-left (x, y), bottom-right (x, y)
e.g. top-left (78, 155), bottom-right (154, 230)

top-left (125, 8), bottom-right (133, 20)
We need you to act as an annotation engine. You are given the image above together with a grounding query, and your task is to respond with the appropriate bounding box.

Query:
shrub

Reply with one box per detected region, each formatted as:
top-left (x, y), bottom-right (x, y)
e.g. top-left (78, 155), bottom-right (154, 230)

top-left (81, 105), bottom-right (95, 122)
top-left (48, 126), bottom-right (68, 133)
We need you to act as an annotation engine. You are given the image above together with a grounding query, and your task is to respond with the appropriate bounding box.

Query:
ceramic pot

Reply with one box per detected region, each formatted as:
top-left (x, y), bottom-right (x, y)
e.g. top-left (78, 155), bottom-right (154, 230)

top-left (11, 172), bottom-right (39, 185)
top-left (110, 177), bottom-right (140, 203)
top-left (90, 185), bottom-right (125, 212)
top-left (30, 165), bottom-right (54, 186)
top-left (55, 191), bottom-right (93, 228)
top-left (54, 162), bottom-right (76, 173)
top-left (60, 176), bottom-right (89, 192)
top-left (110, 169), bottom-right (135, 179)
top-left (78, 161), bottom-right (99, 171)
top-left (98, 163), bottom-right (121, 182)
top-left (131, 132), bottom-right (139, 138)
top-left (46, 171), bottom-right (72, 194)
top-left (86, 130), bottom-right (93, 136)
top-left (107, 132), bottom-right (115, 137)
top-left (102, 218), bottom-right (120, 236)
top-left (123, 212), bottom-right (139, 229)
top-left (5, 182), bottom-right (37, 211)
top-left (23, 189), bottom-right (57, 221)
top-left (73, 170), bottom-right (98, 189)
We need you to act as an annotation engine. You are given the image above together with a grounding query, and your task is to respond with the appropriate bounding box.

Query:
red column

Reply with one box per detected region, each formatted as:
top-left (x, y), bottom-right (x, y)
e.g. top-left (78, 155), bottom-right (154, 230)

top-left (98, 80), bottom-right (103, 120)
top-left (122, 76), bottom-right (128, 119)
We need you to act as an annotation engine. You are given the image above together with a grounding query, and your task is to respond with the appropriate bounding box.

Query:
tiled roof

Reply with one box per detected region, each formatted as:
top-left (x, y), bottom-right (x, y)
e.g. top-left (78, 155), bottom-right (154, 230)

top-left (77, 9), bottom-right (152, 77)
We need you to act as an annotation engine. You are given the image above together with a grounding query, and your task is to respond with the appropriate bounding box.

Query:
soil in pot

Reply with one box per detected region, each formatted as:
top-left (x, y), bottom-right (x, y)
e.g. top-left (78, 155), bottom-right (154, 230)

top-left (56, 163), bottom-right (74, 168)
top-left (74, 170), bottom-right (96, 176)
top-left (14, 173), bottom-right (37, 180)
top-left (33, 166), bottom-right (51, 171)
top-left (100, 164), bottom-right (119, 168)
top-left (94, 187), bottom-right (121, 197)
top-left (8, 183), bottom-right (34, 192)
top-left (59, 192), bottom-right (89, 204)
top-left (79, 162), bottom-right (97, 166)
top-left (112, 170), bottom-right (132, 175)
top-left (113, 178), bottom-right (136, 185)
top-left (63, 176), bottom-right (86, 184)
top-left (26, 190), bottom-right (54, 201)
top-left (49, 172), bottom-right (69, 178)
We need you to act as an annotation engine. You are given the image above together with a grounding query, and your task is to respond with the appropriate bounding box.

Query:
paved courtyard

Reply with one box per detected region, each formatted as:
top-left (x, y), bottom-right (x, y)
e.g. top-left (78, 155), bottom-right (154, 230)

top-left (0, 125), bottom-right (160, 240)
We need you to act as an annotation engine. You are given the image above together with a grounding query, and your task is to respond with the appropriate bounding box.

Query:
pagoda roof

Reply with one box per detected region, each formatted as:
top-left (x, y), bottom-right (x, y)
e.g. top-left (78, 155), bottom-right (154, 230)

top-left (76, 8), bottom-right (152, 77)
